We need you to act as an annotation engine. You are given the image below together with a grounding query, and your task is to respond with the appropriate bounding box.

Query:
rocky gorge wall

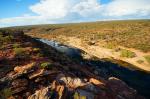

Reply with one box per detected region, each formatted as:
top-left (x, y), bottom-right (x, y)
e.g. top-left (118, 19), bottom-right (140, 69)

top-left (0, 30), bottom-right (146, 99)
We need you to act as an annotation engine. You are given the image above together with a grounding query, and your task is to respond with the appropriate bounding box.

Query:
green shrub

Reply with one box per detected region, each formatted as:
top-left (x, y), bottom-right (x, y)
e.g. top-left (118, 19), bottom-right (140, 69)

top-left (36, 53), bottom-right (43, 57)
top-left (74, 92), bottom-right (79, 99)
top-left (105, 43), bottom-right (116, 49)
top-left (14, 48), bottom-right (27, 58)
top-left (13, 43), bottom-right (21, 48)
top-left (144, 55), bottom-right (150, 64)
top-left (0, 32), bottom-right (2, 35)
top-left (33, 48), bottom-right (40, 52)
top-left (0, 34), bottom-right (13, 44)
top-left (3, 35), bottom-right (13, 43)
top-left (120, 49), bottom-right (136, 58)
top-left (40, 62), bottom-right (52, 69)
top-left (73, 92), bottom-right (86, 99)
top-left (136, 60), bottom-right (144, 64)
top-left (14, 48), bottom-right (25, 55)
top-left (0, 88), bottom-right (12, 99)
top-left (80, 96), bottom-right (86, 99)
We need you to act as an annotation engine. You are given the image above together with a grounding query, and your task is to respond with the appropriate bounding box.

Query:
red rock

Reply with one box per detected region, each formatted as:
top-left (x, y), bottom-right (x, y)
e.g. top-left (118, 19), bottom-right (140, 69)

top-left (107, 77), bottom-right (138, 99)
top-left (28, 87), bottom-right (52, 99)
top-left (14, 62), bottom-right (35, 74)
top-left (56, 73), bottom-right (87, 89)
top-left (89, 78), bottom-right (105, 86)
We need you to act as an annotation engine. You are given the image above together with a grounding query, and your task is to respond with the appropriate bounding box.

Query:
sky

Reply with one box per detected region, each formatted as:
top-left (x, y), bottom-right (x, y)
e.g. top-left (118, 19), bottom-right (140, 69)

top-left (0, 0), bottom-right (150, 27)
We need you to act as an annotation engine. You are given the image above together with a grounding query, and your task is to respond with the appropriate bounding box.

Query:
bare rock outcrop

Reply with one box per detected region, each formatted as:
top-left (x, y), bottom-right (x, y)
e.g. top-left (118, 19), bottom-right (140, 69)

top-left (106, 77), bottom-right (144, 99)
top-left (28, 87), bottom-right (53, 99)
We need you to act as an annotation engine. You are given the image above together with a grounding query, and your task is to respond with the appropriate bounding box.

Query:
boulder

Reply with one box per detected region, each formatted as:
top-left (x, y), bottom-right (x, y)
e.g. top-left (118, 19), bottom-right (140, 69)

top-left (89, 78), bottom-right (105, 86)
top-left (107, 77), bottom-right (138, 99)
top-left (56, 74), bottom-right (87, 89)
top-left (28, 87), bottom-right (54, 99)
top-left (14, 62), bottom-right (35, 74)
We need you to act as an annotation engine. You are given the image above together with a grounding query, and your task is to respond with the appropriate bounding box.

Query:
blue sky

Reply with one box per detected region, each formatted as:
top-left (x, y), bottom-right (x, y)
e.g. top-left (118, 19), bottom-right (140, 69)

top-left (0, 0), bottom-right (38, 18)
top-left (0, 0), bottom-right (150, 27)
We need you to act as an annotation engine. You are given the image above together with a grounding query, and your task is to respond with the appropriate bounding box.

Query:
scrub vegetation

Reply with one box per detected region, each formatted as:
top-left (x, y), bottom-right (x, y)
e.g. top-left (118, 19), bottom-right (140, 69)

top-left (7, 19), bottom-right (149, 52)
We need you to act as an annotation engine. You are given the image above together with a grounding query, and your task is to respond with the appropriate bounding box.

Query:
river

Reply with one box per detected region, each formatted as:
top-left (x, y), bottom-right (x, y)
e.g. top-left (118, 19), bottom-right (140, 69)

top-left (38, 38), bottom-right (150, 99)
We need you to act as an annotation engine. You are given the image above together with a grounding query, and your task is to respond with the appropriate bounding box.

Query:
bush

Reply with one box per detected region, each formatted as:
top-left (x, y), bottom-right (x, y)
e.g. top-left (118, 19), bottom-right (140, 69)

top-left (144, 55), bottom-right (150, 64)
top-left (74, 92), bottom-right (86, 99)
top-left (40, 62), bottom-right (52, 69)
top-left (105, 43), bottom-right (116, 49)
top-left (0, 32), bottom-right (3, 35)
top-left (74, 92), bottom-right (79, 99)
top-left (136, 60), bottom-right (144, 64)
top-left (13, 43), bottom-right (21, 48)
top-left (14, 48), bottom-right (27, 58)
top-left (33, 48), bottom-right (40, 52)
top-left (36, 53), bottom-right (43, 57)
top-left (0, 35), bottom-right (13, 44)
top-left (120, 49), bottom-right (136, 58)
top-left (4, 35), bottom-right (13, 42)
top-left (14, 48), bottom-right (25, 55)
top-left (0, 88), bottom-right (12, 99)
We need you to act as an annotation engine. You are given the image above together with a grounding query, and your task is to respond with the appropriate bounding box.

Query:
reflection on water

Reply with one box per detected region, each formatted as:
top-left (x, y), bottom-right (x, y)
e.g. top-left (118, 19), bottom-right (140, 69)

top-left (38, 39), bottom-right (82, 58)
top-left (38, 38), bottom-right (150, 99)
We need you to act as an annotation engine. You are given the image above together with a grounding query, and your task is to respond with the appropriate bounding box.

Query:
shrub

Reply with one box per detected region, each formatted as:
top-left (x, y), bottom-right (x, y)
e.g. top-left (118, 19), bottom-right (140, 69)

top-left (0, 32), bottom-right (2, 35)
top-left (40, 62), bottom-right (52, 69)
top-left (74, 92), bottom-right (86, 99)
top-left (120, 49), bottom-right (136, 58)
top-left (14, 48), bottom-right (27, 58)
top-left (80, 96), bottom-right (86, 99)
top-left (13, 43), bottom-right (21, 48)
top-left (136, 60), bottom-right (144, 64)
top-left (0, 88), bottom-right (12, 99)
top-left (74, 92), bottom-right (79, 99)
top-left (0, 34), bottom-right (13, 45)
top-left (33, 48), bottom-right (40, 52)
top-left (2, 35), bottom-right (13, 43)
top-left (36, 53), bottom-right (43, 57)
top-left (144, 55), bottom-right (150, 64)
top-left (14, 48), bottom-right (25, 55)
top-left (105, 43), bottom-right (116, 49)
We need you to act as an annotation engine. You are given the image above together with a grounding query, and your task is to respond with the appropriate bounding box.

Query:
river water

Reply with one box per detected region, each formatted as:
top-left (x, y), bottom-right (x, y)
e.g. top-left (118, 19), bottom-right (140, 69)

top-left (38, 38), bottom-right (150, 99)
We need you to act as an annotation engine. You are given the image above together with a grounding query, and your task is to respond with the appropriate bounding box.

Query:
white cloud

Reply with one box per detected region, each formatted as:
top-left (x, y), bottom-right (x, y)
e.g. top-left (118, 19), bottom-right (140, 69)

top-left (72, 0), bottom-right (101, 17)
top-left (0, 16), bottom-right (55, 27)
top-left (0, 0), bottom-right (150, 27)
top-left (103, 0), bottom-right (150, 17)
top-left (30, 0), bottom-right (71, 19)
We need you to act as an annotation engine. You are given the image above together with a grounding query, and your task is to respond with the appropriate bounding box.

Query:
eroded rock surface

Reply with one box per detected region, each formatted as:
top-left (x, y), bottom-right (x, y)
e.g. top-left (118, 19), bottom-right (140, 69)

top-left (28, 74), bottom-right (144, 99)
